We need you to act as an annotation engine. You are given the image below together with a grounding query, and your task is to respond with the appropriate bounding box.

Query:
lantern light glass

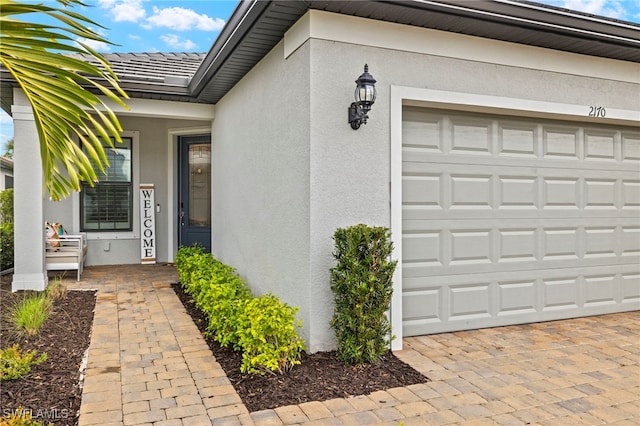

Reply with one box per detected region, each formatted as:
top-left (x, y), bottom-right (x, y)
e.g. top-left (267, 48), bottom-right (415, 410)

top-left (348, 64), bottom-right (377, 130)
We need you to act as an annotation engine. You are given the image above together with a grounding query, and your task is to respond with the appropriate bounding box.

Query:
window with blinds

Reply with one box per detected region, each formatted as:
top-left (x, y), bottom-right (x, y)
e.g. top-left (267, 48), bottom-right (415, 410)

top-left (80, 137), bottom-right (133, 231)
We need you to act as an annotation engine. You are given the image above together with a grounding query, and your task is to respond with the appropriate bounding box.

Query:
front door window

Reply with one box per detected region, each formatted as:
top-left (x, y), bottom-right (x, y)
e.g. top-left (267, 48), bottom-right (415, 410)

top-left (179, 135), bottom-right (212, 252)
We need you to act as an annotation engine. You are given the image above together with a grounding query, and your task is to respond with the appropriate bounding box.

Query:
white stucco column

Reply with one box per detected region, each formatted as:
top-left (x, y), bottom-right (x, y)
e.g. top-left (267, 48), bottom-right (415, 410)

top-left (11, 92), bottom-right (48, 291)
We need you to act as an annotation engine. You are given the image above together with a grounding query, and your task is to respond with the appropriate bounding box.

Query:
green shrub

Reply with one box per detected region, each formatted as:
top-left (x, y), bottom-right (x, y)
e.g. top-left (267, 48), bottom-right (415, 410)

top-left (0, 188), bottom-right (13, 224)
top-left (330, 224), bottom-right (398, 365)
top-left (175, 245), bottom-right (305, 375)
top-left (7, 292), bottom-right (52, 336)
top-left (0, 345), bottom-right (48, 381)
top-left (174, 243), bottom-right (205, 285)
top-left (236, 294), bottom-right (305, 375)
top-left (201, 273), bottom-right (251, 349)
top-left (45, 275), bottom-right (67, 301)
top-left (0, 222), bottom-right (14, 270)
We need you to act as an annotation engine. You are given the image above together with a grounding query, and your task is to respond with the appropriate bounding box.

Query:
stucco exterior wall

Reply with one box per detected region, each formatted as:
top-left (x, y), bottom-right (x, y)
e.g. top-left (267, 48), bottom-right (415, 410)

top-left (301, 17), bottom-right (639, 351)
top-left (211, 40), bottom-right (313, 345)
top-left (208, 11), bottom-right (638, 352)
top-left (44, 116), bottom-right (210, 266)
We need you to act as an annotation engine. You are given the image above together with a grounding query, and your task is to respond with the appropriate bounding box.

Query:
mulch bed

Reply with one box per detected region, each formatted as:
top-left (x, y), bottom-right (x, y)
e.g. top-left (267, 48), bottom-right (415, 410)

top-left (0, 274), bottom-right (96, 426)
top-left (0, 272), bottom-right (428, 422)
top-left (171, 283), bottom-right (428, 412)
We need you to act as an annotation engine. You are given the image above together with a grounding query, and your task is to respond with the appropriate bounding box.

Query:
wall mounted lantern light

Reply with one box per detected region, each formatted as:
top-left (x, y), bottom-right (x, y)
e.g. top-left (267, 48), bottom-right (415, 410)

top-left (348, 64), bottom-right (377, 130)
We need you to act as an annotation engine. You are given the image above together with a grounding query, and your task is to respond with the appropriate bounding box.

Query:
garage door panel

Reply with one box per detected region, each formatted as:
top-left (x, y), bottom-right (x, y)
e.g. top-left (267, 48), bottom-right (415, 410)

top-left (402, 265), bottom-right (640, 336)
top-left (498, 122), bottom-right (538, 157)
top-left (403, 258), bottom-right (640, 281)
top-left (402, 149), bottom-right (640, 173)
top-left (498, 280), bottom-right (537, 315)
top-left (622, 274), bottom-right (640, 303)
top-left (450, 116), bottom-right (493, 155)
top-left (402, 165), bottom-right (640, 220)
top-left (584, 130), bottom-right (618, 162)
top-left (622, 180), bottom-right (640, 208)
top-left (584, 274), bottom-right (618, 307)
top-left (622, 226), bottom-right (640, 256)
top-left (403, 218), bottom-right (639, 277)
top-left (622, 133), bottom-right (640, 162)
top-left (401, 108), bottom-right (640, 336)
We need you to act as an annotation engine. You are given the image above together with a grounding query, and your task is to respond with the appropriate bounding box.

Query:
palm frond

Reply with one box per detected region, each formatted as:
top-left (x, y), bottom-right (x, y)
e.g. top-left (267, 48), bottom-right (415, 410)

top-left (0, 0), bottom-right (129, 200)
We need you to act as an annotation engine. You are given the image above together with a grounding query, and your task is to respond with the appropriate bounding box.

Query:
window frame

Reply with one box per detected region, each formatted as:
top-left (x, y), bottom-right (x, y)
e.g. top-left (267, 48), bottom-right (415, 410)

top-left (80, 136), bottom-right (134, 232)
top-left (73, 131), bottom-right (140, 239)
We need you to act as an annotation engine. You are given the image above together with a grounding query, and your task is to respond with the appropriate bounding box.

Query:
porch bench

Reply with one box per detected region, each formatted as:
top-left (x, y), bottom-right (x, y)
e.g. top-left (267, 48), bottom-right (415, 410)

top-left (45, 234), bottom-right (87, 281)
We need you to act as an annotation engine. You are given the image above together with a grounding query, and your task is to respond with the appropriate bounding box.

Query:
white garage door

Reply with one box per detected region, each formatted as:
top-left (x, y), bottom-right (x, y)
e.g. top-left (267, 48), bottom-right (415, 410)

top-left (401, 107), bottom-right (640, 336)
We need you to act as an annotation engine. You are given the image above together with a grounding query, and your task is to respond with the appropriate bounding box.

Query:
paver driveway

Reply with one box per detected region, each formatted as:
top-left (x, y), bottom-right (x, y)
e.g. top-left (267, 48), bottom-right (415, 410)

top-left (69, 265), bottom-right (639, 425)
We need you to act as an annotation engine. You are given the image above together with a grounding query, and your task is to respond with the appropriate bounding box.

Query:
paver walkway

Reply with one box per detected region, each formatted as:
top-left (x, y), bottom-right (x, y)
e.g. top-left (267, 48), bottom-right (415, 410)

top-left (69, 265), bottom-right (640, 425)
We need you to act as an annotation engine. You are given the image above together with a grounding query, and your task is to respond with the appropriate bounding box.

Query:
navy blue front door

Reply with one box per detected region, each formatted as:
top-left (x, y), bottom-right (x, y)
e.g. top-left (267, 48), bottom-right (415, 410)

top-left (178, 135), bottom-right (211, 252)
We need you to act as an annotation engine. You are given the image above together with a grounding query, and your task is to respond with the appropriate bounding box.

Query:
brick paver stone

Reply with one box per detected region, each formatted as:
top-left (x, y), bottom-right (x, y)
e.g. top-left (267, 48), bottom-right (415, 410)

top-left (297, 401), bottom-right (333, 420)
top-left (274, 405), bottom-right (309, 424)
top-left (249, 409), bottom-right (284, 425)
top-left (70, 266), bottom-right (639, 426)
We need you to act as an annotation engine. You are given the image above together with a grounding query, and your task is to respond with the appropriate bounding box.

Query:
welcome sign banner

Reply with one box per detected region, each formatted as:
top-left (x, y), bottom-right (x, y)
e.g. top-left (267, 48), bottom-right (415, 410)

top-left (140, 184), bottom-right (156, 264)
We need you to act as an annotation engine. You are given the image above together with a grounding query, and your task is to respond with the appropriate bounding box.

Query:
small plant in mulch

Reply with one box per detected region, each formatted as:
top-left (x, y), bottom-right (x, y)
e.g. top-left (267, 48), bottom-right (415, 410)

top-left (1, 275), bottom-right (97, 426)
top-left (6, 292), bottom-right (52, 337)
top-left (45, 275), bottom-right (67, 301)
top-left (330, 224), bottom-right (397, 366)
top-left (0, 345), bottom-right (48, 381)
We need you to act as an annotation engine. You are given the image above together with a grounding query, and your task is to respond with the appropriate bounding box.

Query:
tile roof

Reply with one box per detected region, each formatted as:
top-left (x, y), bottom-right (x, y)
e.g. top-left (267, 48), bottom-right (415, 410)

top-left (75, 52), bottom-right (207, 102)
top-left (82, 52), bottom-right (204, 84)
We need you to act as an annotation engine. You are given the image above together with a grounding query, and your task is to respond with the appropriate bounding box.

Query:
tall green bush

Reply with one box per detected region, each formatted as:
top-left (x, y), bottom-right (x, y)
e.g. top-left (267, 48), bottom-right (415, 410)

top-left (0, 188), bottom-right (14, 224)
top-left (330, 224), bottom-right (398, 365)
top-left (0, 188), bottom-right (14, 271)
top-left (1, 222), bottom-right (14, 271)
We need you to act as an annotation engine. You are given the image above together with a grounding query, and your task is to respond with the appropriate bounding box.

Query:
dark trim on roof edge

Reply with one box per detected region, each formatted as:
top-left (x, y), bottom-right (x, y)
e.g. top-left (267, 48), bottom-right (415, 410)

top-left (2, 0), bottom-right (638, 115)
top-left (189, 0), bottom-right (640, 104)
top-left (189, 0), bottom-right (272, 99)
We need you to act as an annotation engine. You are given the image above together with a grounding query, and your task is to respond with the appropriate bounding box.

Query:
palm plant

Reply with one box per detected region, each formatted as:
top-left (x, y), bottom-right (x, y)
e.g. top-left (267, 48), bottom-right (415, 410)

top-left (0, 0), bottom-right (129, 200)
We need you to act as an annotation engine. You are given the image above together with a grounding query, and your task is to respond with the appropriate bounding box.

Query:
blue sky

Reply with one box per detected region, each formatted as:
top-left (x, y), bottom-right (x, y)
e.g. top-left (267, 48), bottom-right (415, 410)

top-left (1, 0), bottom-right (640, 153)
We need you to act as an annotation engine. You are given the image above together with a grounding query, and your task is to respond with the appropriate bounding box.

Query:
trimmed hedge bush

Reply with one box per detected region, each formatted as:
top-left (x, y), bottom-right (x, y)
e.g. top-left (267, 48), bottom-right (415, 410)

top-left (0, 188), bottom-right (13, 223)
top-left (175, 245), bottom-right (305, 375)
top-left (330, 224), bottom-right (398, 365)
top-left (236, 294), bottom-right (304, 375)
top-left (1, 222), bottom-right (14, 271)
top-left (0, 188), bottom-right (14, 271)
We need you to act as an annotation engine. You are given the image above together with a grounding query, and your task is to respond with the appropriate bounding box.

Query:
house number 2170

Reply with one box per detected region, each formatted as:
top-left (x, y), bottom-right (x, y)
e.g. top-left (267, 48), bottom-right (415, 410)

top-left (588, 106), bottom-right (606, 118)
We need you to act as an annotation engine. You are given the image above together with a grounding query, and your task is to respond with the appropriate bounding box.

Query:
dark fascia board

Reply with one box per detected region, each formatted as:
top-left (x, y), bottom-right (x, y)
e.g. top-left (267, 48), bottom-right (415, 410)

top-left (409, 0), bottom-right (640, 46)
top-left (188, 0), bottom-right (274, 99)
top-left (189, 0), bottom-right (640, 104)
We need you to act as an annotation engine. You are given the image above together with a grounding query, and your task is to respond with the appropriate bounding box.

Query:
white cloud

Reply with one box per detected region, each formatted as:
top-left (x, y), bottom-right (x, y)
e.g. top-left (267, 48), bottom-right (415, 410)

top-left (160, 34), bottom-right (196, 51)
top-left (97, 0), bottom-right (116, 7)
top-left (144, 6), bottom-right (225, 31)
top-left (561, 0), bottom-right (625, 19)
top-left (76, 27), bottom-right (111, 52)
top-left (77, 37), bottom-right (112, 52)
top-left (99, 0), bottom-right (146, 23)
